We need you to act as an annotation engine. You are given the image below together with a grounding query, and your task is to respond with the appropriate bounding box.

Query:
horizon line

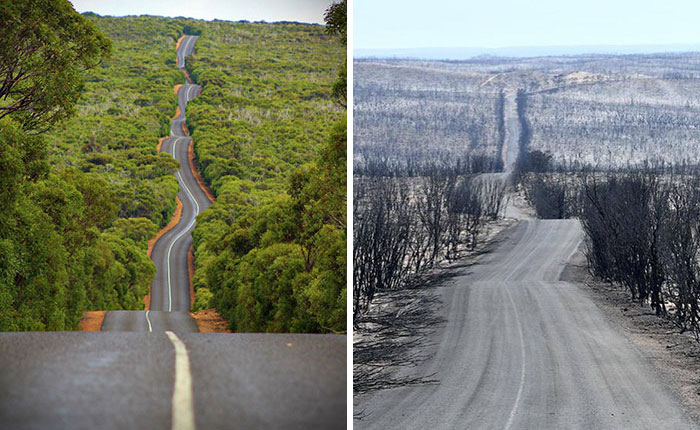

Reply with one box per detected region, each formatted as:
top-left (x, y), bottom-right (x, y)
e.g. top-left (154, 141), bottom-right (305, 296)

top-left (79, 11), bottom-right (324, 26)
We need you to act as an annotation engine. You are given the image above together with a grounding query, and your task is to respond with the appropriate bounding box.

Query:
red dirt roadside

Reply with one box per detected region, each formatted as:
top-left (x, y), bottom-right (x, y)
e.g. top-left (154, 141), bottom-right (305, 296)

top-left (190, 309), bottom-right (231, 333)
top-left (143, 197), bottom-right (183, 310)
top-left (79, 311), bottom-right (106, 331)
top-left (188, 139), bottom-right (215, 203)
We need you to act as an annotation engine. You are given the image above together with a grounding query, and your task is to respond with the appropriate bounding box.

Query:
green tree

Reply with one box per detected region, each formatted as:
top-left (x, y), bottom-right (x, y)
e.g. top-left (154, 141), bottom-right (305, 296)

top-left (0, 5), bottom-right (170, 331)
top-left (0, 0), bottom-right (112, 132)
top-left (324, 0), bottom-right (346, 106)
top-left (108, 218), bottom-right (159, 248)
top-left (324, 1), bottom-right (346, 45)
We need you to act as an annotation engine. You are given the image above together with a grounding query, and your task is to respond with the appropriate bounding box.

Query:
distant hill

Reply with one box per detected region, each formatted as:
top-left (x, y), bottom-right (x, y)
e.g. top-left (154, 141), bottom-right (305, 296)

top-left (355, 44), bottom-right (700, 60)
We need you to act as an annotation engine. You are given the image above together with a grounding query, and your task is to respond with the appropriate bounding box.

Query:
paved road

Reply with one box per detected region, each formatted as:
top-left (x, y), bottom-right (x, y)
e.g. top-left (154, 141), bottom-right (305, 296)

top-left (104, 36), bottom-right (207, 332)
top-left (0, 332), bottom-right (346, 429)
top-left (1, 35), bottom-right (347, 429)
top-left (356, 219), bottom-right (698, 429)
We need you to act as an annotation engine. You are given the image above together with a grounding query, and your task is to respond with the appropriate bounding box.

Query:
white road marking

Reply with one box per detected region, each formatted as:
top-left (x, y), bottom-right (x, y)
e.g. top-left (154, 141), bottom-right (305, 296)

top-left (186, 85), bottom-right (197, 101)
top-left (180, 36), bottom-right (195, 69)
top-left (165, 137), bottom-right (201, 311)
top-left (145, 310), bottom-right (153, 332)
top-left (165, 331), bottom-right (195, 430)
top-left (503, 285), bottom-right (526, 430)
top-left (501, 222), bottom-right (551, 430)
top-left (158, 37), bottom-right (201, 312)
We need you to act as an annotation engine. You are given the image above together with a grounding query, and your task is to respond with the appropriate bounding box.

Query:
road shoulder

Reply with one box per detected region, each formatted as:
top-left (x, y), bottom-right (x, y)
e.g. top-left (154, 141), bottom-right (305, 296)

top-left (354, 218), bottom-right (518, 411)
top-left (561, 246), bottom-right (700, 423)
top-left (79, 311), bottom-right (106, 331)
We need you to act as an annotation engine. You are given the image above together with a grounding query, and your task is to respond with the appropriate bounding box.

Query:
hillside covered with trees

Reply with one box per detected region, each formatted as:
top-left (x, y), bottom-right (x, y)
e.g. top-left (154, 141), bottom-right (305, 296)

top-left (185, 3), bottom-right (346, 333)
top-left (0, 0), bottom-right (346, 332)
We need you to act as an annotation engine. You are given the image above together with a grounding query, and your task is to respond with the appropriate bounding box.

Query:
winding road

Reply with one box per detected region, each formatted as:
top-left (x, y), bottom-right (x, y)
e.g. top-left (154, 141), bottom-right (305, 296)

top-left (355, 90), bottom-right (698, 429)
top-left (0, 35), bottom-right (346, 429)
top-left (103, 36), bottom-right (207, 332)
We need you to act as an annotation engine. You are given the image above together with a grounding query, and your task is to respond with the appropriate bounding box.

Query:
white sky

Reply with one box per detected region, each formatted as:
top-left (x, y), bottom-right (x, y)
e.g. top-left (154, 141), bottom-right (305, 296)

top-left (355, 0), bottom-right (700, 49)
top-left (70, 0), bottom-right (331, 24)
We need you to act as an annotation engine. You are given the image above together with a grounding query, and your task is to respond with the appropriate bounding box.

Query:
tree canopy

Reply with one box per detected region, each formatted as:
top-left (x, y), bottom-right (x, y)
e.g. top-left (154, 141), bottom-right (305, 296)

top-left (324, 1), bottom-right (346, 45)
top-left (183, 15), bottom-right (347, 333)
top-left (0, 0), bottom-right (112, 132)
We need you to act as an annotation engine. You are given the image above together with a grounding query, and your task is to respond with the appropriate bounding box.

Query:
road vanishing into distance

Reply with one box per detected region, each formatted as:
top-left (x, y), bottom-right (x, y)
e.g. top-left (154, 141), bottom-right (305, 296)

top-left (501, 89), bottom-right (519, 173)
top-left (356, 91), bottom-right (698, 429)
top-left (103, 35), bottom-right (206, 332)
top-left (0, 36), bottom-right (346, 430)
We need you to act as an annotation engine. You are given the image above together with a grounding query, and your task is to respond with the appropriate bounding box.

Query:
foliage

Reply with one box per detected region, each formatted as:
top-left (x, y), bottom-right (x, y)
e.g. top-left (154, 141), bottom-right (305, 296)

top-left (0, 118), bottom-right (156, 330)
top-left (192, 287), bottom-right (213, 312)
top-left (185, 17), bottom-right (346, 332)
top-left (201, 119), bottom-right (346, 333)
top-left (324, 1), bottom-right (346, 45)
top-left (47, 15), bottom-right (187, 230)
top-left (0, 0), bottom-right (112, 131)
top-left (0, 11), bottom-right (202, 330)
top-left (324, 1), bottom-right (346, 105)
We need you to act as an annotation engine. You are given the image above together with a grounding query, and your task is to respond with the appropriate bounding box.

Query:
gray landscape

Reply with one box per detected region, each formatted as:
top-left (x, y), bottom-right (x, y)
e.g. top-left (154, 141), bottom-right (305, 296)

top-left (354, 51), bottom-right (700, 429)
top-left (355, 44), bottom-right (700, 60)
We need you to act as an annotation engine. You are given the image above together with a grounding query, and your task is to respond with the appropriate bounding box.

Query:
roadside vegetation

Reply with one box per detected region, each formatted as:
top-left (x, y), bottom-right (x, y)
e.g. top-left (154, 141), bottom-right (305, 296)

top-left (184, 2), bottom-right (346, 333)
top-left (0, 5), bottom-right (210, 330)
top-left (1, 1), bottom-right (347, 332)
top-left (520, 165), bottom-right (700, 339)
top-left (0, 0), bottom-right (124, 330)
top-left (353, 163), bottom-right (507, 317)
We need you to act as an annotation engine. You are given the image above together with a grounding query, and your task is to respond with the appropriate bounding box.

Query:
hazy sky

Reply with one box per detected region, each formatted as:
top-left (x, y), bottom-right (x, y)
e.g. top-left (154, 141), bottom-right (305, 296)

top-left (70, 0), bottom-right (331, 24)
top-left (355, 0), bottom-right (700, 49)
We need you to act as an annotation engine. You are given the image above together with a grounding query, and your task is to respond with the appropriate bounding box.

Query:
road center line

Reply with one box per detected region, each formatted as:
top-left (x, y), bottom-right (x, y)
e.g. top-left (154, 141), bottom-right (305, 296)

top-left (500, 223), bottom-right (556, 429)
top-left (180, 36), bottom-right (194, 69)
top-left (145, 310), bottom-right (153, 332)
top-left (165, 331), bottom-right (195, 430)
top-left (503, 284), bottom-right (526, 430)
top-left (165, 137), bottom-right (201, 311)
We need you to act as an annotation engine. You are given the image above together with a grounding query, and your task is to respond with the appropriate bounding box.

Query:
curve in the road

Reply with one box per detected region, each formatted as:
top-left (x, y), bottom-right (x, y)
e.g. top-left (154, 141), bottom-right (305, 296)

top-left (0, 33), bottom-right (347, 430)
top-left (103, 35), bottom-right (209, 332)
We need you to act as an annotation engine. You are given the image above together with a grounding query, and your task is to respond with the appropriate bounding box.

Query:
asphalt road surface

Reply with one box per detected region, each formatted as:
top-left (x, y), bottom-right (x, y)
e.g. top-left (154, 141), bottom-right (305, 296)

top-left (104, 35), bottom-right (207, 332)
top-left (0, 36), bottom-right (347, 429)
top-left (356, 219), bottom-right (698, 429)
top-left (0, 332), bottom-right (346, 429)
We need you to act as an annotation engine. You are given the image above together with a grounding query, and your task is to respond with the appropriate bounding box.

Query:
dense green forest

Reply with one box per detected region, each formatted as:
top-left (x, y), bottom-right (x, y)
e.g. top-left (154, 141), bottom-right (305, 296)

top-left (0, 0), bottom-right (346, 332)
top-left (48, 15), bottom-right (193, 234)
top-left (0, 2), bottom-right (204, 330)
top-left (185, 9), bottom-right (347, 332)
top-left (1, 1), bottom-right (121, 330)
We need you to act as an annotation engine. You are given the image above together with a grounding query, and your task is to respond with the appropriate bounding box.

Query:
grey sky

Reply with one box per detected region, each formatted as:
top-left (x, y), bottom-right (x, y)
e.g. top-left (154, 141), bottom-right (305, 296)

top-left (70, 0), bottom-right (331, 24)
